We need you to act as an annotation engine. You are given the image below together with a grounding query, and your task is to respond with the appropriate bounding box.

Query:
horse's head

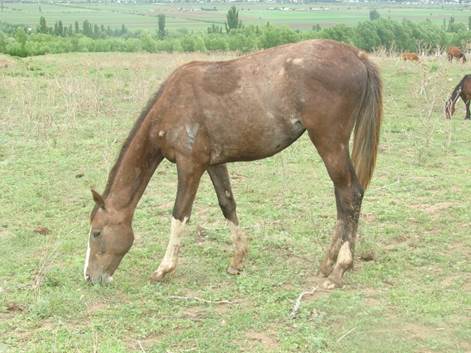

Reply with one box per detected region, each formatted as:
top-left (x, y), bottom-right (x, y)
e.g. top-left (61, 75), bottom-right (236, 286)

top-left (84, 189), bottom-right (134, 284)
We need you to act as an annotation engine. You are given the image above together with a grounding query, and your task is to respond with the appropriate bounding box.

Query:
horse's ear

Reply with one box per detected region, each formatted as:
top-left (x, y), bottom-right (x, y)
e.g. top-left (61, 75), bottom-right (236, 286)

top-left (91, 189), bottom-right (105, 209)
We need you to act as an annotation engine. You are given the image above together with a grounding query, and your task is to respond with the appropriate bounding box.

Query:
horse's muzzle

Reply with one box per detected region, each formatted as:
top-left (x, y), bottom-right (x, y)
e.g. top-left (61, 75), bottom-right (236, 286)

top-left (85, 272), bottom-right (113, 285)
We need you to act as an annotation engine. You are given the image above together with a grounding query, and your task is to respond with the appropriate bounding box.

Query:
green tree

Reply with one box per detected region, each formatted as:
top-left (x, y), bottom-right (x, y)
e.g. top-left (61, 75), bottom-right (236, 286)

top-left (15, 27), bottom-right (27, 49)
top-left (225, 6), bottom-right (242, 33)
top-left (93, 24), bottom-right (100, 38)
top-left (83, 20), bottom-right (92, 37)
top-left (468, 16), bottom-right (471, 31)
top-left (39, 16), bottom-right (47, 33)
top-left (448, 16), bottom-right (455, 32)
top-left (207, 24), bottom-right (222, 34)
top-left (57, 20), bottom-right (64, 36)
top-left (355, 21), bottom-right (381, 51)
top-left (369, 9), bottom-right (380, 21)
top-left (141, 32), bottom-right (156, 52)
top-left (0, 31), bottom-right (6, 51)
top-left (74, 21), bottom-right (79, 34)
top-left (320, 24), bottom-right (353, 43)
top-left (158, 14), bottom-right (166, 39)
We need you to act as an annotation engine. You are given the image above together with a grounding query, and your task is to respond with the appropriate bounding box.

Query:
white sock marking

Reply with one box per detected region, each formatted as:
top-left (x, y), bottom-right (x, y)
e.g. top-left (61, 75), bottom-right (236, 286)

top-left (159, 217), bottom-right (188, 269)
top-left (83, 228), bottom-right (91, 280)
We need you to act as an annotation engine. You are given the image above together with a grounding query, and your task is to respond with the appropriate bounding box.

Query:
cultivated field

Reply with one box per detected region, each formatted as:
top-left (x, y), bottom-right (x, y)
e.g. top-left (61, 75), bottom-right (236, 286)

top-left (0, 51), bottom-right (470, 353)
top-left (1, 2), bottom-right (470, 32)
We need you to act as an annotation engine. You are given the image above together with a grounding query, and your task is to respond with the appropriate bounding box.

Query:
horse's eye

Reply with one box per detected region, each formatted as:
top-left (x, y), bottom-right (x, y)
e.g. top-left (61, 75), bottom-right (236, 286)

top-left (92, 230), bottom-right (101, 238)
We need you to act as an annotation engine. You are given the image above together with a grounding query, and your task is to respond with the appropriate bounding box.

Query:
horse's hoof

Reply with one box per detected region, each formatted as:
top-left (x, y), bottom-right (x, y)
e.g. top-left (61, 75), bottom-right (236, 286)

top-left (322, 278), bottom-right (342, 290)
top-left (150, 268), bottom-right (172, 283)
top-left (227, 266), bottom-right (242, 275)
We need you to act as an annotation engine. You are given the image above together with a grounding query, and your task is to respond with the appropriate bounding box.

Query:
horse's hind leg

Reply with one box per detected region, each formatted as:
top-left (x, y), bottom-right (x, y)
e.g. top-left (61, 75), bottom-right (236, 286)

top-left (207, 164), bottom-right (248, 275)
top-left (308, 130), bottom-right (364, 289)
top-left (465, 100), bottom-right (470, 120)
top-left (150, 157), bottom-right (205, 282)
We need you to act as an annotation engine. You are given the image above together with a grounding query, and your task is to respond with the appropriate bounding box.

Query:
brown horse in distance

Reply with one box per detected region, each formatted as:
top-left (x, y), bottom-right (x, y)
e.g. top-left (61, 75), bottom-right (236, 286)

top-left (447, 47), bottom-right (467, 63)
top-left (84, 39), bottom-right (383, 289)
top-left (401, 52), bottom-right (419, 62)
top-left (445, 75), bottom-right (471, 120)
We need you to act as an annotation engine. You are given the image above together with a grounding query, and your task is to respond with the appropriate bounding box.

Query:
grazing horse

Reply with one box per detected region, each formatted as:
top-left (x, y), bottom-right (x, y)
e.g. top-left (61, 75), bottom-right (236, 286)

top-left (401, 52), bottom-right (419, 62)
top-left (445, 75), bottom-right (471, 120)
top-left (447, 47), bottom-right (467, 63)
top-left (84, 39), bottom-right (382, 289)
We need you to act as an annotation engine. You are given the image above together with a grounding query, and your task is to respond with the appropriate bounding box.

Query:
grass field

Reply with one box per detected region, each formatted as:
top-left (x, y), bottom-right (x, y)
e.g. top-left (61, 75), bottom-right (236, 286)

top-left (0, 50), bottom-right (471, 352)
top-left (1, 2), bottom-right (470, 32)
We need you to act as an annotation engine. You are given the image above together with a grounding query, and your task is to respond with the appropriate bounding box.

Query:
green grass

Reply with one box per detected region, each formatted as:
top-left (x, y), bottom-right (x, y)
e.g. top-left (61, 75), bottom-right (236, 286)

top-left (0, 2), bottom-right (470, 32)
top-left (0, 51), bottom-right (471, 352)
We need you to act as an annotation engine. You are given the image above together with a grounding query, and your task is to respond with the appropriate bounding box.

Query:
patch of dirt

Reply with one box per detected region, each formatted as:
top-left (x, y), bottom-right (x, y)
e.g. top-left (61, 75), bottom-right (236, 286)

top-left (126, 333), bottom-right (163, 352)
top-left (401, 322), bottom-right (446, 341)
top-left (446, 240), bottom-right (471, 257)
top-left (6, 303), bottom-right (25, 313)
top-left (383, 234), bottom-right (412, 251)
top-left (410, 202), bottom-right (454, 215)
top-left (245, 331), bottom-right (279, 349)
top-left (86, 301), bottom-right (108, 314)
top-left (156, 201), bottom-right (173, 210)
top-left (182, 306), bottom-right (207, 321)
top-left (33, 226), bottom-right (50, 235)
top-left (359, 287), bottom-right (383, 307)
top-left (0, 59), bottom-right (11, 69)
top-left (440, 275), bottom-right (464, 289)
top-left (361, 212), bottom-right (377, 223)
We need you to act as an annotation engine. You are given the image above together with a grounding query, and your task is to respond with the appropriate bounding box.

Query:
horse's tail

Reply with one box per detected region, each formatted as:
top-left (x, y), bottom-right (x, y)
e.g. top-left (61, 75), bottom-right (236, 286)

top-left (351, 53), bottom-right (383, 190)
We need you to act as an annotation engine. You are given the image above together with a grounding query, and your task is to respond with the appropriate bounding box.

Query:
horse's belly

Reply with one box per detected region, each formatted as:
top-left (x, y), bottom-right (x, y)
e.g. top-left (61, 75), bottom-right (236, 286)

top-left (208, 115), bottom-right (305, 164)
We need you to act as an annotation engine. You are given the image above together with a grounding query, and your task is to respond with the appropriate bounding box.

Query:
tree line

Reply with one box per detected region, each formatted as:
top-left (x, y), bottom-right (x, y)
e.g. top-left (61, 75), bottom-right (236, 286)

top-left (1, 8), bottom-right (471, 57)
top-left (37, 17), bottom-right (129, 38)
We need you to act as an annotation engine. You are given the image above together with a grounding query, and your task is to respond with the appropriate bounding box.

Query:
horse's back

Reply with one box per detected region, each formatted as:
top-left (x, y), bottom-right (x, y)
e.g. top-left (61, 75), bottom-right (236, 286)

top-left (152, 40), bottom-right (370, 164)
top-left (448, 47), bottom-right (462, 57)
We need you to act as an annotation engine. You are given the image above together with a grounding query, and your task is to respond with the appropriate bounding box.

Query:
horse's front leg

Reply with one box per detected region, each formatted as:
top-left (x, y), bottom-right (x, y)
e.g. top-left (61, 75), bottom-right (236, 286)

top-left (150, 156), bottom-right (205, 282)
top-left (465, 100), bottom-right (471, 120)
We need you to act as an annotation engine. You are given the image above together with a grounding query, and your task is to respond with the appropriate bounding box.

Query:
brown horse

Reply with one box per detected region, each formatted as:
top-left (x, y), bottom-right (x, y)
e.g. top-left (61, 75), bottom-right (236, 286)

top-left (401, 52), bottom-right (419, 62)
top-left (84, 39), bottom-right (382, 289)
top-left (447, 47), bottom-right (467, 63)
top-left (445, 75), bottom-right (471, 120)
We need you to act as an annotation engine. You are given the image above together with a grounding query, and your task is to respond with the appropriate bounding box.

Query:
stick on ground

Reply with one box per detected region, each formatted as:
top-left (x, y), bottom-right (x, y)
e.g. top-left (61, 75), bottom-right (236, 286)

top-left (289, 286), bottom-right (318, 319)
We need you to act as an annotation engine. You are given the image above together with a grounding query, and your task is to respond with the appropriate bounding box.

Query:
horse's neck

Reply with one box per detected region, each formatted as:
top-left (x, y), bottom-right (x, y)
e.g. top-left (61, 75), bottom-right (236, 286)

top-left (105, 118), bottom-right (158, 215)
top-left (450, 84), bottom-right (462, 105)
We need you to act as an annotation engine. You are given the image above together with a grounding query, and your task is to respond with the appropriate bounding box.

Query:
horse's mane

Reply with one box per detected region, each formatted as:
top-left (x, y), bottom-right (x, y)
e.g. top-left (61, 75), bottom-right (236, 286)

top-left (90, 84), bottom-right (166, 219)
